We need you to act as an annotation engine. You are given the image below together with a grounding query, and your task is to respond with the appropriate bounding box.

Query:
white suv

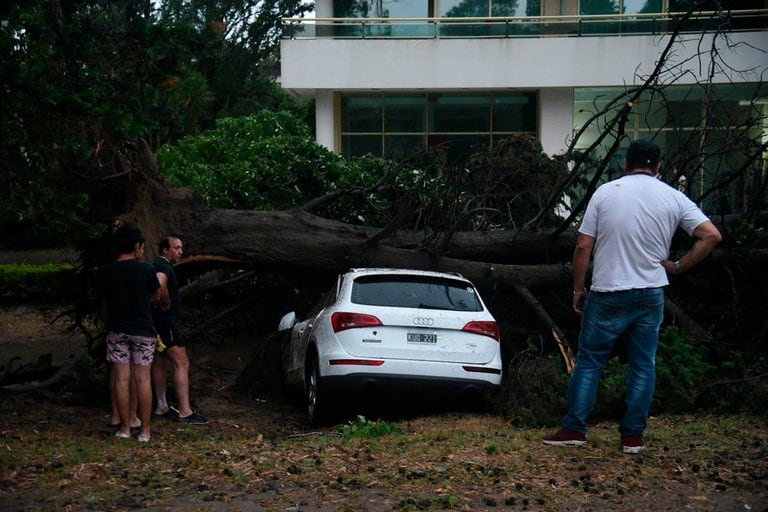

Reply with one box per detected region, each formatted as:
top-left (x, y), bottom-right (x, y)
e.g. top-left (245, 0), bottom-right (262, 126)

top-left (278, 268), bottom-right (503, 424)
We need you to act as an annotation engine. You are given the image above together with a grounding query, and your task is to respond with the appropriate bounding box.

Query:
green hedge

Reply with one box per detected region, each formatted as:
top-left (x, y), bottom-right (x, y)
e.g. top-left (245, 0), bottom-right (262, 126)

top-left (0, 263), bottom-right (77, 304)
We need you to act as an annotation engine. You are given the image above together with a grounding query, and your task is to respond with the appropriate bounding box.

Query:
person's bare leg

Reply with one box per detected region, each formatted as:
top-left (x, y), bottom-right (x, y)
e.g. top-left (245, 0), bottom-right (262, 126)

top-left (152, 352), bottom-right (170, 414)
top-left (167, 346), bottom-right (192, 417)
top-left (110, 369), bottom-right (120, 426)
top-left (113, 362), bottom-right (132, 437)
top-left (128, 375), bottom-right (141, 428)
top-left (133, 364), bottom-right (153, 440)
top-left (112, 373), bottom-right (140, 427)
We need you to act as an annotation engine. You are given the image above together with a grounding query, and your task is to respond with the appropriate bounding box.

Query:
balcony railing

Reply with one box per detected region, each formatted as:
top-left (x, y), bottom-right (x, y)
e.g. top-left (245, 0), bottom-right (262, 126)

top-left (282, 10), bottom-right (767, 40)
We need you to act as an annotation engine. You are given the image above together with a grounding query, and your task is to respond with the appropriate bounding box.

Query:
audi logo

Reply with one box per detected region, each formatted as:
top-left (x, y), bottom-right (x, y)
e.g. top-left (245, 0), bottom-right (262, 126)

top-left (412, 317), bottom-right (434, 326)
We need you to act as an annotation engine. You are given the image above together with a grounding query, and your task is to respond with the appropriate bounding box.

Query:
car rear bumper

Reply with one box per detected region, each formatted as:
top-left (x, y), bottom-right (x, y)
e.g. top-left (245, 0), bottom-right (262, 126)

top-left (319, 351), bottom-right (503, 387)
top-left (320, 372), bottom-right (501, 396)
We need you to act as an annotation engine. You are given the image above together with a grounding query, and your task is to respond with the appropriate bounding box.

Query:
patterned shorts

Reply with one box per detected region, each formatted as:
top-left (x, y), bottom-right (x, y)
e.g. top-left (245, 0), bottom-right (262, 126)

top-left (106, 332), bottom-right (156, 366)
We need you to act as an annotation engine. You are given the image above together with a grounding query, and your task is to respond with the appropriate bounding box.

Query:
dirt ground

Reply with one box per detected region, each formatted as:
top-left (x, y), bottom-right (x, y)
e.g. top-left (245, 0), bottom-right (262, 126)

top-left (1, 306), bottom-right (767, 512)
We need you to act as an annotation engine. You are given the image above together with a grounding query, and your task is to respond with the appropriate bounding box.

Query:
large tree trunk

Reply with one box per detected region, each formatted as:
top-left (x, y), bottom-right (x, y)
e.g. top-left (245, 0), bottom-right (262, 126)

top-left (177, 208), bottom-right (574, 291)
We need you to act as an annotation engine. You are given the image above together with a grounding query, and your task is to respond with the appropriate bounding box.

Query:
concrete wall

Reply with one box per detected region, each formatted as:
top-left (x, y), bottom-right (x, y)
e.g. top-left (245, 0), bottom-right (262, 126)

top-left (281, 32), bottom-right (767, 94)
top-left (315, 90), bottom-right (335, 151)
top-left (539, 87), bottom-right (574, 156)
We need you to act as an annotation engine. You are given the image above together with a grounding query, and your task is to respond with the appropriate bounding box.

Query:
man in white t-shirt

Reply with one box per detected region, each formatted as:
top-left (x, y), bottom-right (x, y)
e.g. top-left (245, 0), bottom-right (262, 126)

top-left (543, 139), bottom-right (722, 454)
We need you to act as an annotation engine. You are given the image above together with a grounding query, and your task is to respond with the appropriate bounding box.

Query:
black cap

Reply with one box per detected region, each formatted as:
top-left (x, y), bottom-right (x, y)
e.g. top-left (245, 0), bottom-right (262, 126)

top-left (626, 139), bottom-right (660, 169)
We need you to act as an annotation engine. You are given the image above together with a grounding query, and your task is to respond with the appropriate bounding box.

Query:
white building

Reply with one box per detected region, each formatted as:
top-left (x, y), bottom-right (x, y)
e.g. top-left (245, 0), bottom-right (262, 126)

top-left (280, 0), bottom-right (767, 213)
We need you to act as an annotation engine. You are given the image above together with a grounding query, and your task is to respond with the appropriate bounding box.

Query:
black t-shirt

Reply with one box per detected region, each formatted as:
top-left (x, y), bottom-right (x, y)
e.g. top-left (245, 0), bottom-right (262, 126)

top-left (152, 256), bottom-right (181, 317)
top-left (96, 259), bottom-right (160, 337)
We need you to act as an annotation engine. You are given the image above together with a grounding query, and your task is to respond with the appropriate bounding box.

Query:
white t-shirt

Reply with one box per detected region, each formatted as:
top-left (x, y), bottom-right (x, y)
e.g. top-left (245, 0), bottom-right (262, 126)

top-left (579, 174), bottom-right (710, 292)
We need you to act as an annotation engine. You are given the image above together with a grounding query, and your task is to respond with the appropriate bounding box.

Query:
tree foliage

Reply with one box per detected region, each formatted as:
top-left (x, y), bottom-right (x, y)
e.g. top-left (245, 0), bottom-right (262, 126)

top-left (157, 112), bottom-right (567, 239)
top-left (0, 0), bottom-right (311, 249)
top-left (157, 111), bottom-right (400, 221)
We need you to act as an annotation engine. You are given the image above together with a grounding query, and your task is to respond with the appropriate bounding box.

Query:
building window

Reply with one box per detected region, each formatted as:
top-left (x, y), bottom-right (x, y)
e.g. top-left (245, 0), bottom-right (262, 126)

top-left (669, 0), bottom-right (767, 11)
top-left (573, 83), bottom-right (768, 215)
top-left (340, 91), bottom-right (538, 161)
top-left (334, 0), bottom-right (541, 18)
top-left (580, 0), bottom-right (663, 15)
top-left (334, 0), bottom-right (430, 18)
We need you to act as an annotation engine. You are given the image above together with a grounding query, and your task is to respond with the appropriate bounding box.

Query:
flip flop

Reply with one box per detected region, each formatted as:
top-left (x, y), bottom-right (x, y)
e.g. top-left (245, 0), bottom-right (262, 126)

top-left (115, 431), bottom-right (131, 440)
top-left (138, 435), bottom-right (151, 443)
top-left (109, 419), bottom-right (142, 428)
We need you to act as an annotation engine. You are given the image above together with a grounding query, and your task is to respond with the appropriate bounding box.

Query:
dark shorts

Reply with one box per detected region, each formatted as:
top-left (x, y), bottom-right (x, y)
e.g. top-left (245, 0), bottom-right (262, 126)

top-left (155, 315), bottom-right (185, 348)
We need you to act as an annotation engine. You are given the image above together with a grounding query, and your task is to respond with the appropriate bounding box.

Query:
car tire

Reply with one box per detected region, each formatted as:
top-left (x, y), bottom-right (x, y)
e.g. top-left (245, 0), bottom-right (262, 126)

top-left (305, 351), bottom-right (326, 426)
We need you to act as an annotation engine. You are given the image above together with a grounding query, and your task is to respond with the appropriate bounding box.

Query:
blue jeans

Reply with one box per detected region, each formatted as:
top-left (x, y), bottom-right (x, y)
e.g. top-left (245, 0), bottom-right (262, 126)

top-left (563, 287), bottom-right (665, 437)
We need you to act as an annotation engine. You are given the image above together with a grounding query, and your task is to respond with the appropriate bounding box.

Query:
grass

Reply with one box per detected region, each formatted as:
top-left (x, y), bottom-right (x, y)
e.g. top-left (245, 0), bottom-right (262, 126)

top-left (0, 393), bottom-right (766, 511)
top-left (338, 415), bottom-right (404, 438)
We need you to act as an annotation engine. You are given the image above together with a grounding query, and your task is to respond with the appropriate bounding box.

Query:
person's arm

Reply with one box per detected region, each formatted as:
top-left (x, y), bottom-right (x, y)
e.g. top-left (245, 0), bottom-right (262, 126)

top-left (572, 233), bottom-right (595, 314)
top-left (154, 272), bottom-right (170, 311)
top-left (661, 220), bottom-right (722, 275)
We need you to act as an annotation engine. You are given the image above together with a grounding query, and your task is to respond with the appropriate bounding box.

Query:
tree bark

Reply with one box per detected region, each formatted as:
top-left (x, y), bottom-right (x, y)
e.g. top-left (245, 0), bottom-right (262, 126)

top-left (160, 208), bottom-right (574, 293)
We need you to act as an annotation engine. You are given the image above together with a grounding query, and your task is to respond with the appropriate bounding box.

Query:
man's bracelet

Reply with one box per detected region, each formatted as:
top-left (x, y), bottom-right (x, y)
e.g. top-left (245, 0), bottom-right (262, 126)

top-left (674, 260), bottom-right (682, 271)
top-left (573, 290), bottom-right (588, 295)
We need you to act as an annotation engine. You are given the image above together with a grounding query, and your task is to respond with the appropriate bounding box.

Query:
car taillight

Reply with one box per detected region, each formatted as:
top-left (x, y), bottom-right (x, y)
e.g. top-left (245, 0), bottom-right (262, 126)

top-left (331, 312), bottom-right (383, 333)
top-left (462, 365), bottom-right (502, 374)
top-left (462, 321), bottom-right (500, 341)
top-left (329, 359), bottom-right (385, 366)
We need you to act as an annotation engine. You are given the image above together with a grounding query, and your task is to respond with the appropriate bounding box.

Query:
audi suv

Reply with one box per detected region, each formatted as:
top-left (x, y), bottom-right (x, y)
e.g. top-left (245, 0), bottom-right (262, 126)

top-left (278, 268), bottom-right (503, 424)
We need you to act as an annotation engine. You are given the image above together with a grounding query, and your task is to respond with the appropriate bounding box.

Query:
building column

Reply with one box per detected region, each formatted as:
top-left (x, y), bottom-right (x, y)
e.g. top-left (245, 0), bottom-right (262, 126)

top-left (315, 90), bottom-right (336, 153)
top-left (539, 87), bottom-right (574, 157)
top-left (315, 0), bottom-right (333, 18)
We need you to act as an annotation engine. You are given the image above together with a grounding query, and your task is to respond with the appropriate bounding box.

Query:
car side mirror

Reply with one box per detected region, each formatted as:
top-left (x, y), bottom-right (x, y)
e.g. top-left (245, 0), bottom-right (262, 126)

top-left (278, 311), bottom-right (297, 332)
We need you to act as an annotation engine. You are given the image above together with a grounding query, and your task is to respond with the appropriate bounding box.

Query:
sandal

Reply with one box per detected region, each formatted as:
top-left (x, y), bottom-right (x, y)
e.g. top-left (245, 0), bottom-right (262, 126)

top-left (138, 435), bottom-right (151, 443)
top-left (109, 417), bottom-right (142, 428)
top-left (115, 431), bottom-right (131, 440)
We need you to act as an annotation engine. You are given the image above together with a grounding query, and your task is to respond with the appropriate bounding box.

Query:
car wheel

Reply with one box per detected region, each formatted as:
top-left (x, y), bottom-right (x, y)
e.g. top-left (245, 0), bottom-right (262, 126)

top-left (305, 351), bottom-right (325, 426)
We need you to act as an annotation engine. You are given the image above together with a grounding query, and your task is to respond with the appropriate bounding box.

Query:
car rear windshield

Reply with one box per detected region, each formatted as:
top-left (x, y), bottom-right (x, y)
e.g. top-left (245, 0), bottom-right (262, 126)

top-left (350, 275), bottom-right (483, 312)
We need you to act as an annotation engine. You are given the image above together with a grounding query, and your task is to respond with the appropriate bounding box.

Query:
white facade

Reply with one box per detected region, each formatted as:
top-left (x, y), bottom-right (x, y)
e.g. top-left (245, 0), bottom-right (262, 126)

top-left (280, 1), bottom-right (768, 157)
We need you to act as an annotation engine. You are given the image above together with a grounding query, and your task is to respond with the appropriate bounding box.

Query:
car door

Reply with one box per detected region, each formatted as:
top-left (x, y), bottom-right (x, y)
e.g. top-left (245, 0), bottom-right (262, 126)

top-left (286, 278), bottom-right (340, 386)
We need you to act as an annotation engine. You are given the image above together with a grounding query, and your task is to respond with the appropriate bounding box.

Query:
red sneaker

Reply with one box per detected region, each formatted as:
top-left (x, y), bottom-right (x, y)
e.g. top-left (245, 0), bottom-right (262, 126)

top-left (621, 436), bottom-right (645, 454)
top-left (543, 428), bottom-right (587, 446)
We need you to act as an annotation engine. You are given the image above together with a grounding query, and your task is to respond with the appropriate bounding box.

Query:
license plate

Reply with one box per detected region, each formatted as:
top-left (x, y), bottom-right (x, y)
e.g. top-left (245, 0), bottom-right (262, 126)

top-left (407, 332), bottom-right (437, 344)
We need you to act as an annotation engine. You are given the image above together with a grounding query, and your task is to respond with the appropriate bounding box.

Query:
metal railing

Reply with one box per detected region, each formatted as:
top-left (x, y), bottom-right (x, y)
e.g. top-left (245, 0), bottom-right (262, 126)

top-left (282, 9), bottom-right (767, 40)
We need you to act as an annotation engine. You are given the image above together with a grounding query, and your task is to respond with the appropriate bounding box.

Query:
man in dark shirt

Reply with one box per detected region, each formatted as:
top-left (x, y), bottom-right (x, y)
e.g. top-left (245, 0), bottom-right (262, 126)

top-left (96, 224), bottom-right (161, 442)
top-left (151, 234), bottom-right (208, 424)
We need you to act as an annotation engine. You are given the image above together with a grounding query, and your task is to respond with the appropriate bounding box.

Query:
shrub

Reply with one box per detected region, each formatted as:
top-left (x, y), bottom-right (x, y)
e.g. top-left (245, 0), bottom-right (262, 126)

top-left (0, 263), bottom-right (77, 304)
top-left (496, 349), bottom-right (569, 427)
top-left (61, 354), bottom-right (109, 406)
top-left (594, 326), bottom-right (714, 418)
top-left (699, 355), bottom-right (768, 415)
top-left (156, 111), bottom-right (402, 225)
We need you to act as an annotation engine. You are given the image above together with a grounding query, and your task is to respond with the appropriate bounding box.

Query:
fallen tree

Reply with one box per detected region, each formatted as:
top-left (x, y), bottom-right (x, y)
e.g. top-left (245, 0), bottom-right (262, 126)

top-left (99, 139), bottom-right (747, 381)
top-left (2, 137), bottom-right (765, 393)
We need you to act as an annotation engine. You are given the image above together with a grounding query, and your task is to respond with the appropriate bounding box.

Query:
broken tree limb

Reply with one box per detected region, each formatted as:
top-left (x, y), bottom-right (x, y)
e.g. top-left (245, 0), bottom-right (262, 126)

top-left (551, 329), bottom-right (576, 375)
top-left (1, 349), bottom-right (88, 393)
top-left (510, 284), bottom-right (576, 373)
top-left (664, 297), bottom-right (716, 346)
top-left (185, 290), bottom-right (268, 342)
